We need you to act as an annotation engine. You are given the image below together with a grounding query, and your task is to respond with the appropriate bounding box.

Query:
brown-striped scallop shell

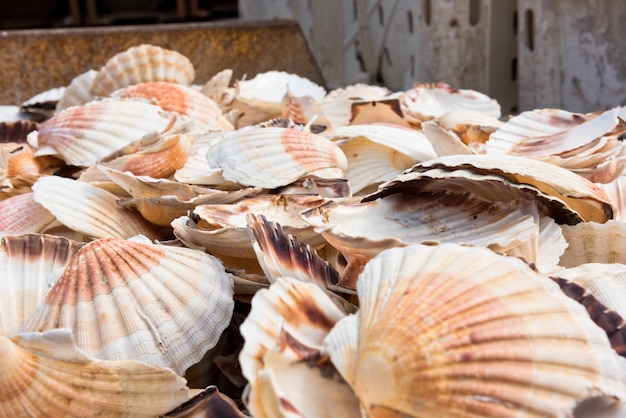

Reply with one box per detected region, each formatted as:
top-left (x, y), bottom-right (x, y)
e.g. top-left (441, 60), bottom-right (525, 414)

top-left (34, 98), bottom-right (176, 166)
top-left (0, 234), bottom-right (83, 336)
top-left (247, 214), bottom-right (341, 291)
top-left (0, 329), bottom-right (189, 417)
top-left (32, 176), bottom-right (158, 240)
top-left (162, 386), bottom-right (249, 418)
top-left (21, 237), bottom-right (234, 375)
top-left (411, 154), bottom-right (615, 223)
top-left (324, 244), bottom-right (626, 417)
top-left (240, 277), bottom-right (359, 418)
top-left (113, 82), bottom-right (224, 130)
top-left (206, 127), bottom-right (348, 189)
top-left (90, 44), bottom-right (195, 97)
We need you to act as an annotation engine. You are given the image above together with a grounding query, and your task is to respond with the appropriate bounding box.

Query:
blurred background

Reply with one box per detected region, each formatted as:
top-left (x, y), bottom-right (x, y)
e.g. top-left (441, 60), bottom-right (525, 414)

top-left (1, 0), bottom-right (625, 114)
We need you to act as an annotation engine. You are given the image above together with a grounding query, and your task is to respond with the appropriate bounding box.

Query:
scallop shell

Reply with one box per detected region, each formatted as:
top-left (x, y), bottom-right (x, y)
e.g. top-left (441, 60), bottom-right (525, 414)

top-left (35, 98), bottom-right (176, 166)
top-left (559, 220), bottom-right (626, 267)
top-left (20, 87), bottom-right (65, 120)
top-left (0, 193), bottom-right (56, 237)
top-left (400, 82), bottom-right (501, 124)
top-left (598, 175), bottom-right (626, 221)
top-left (0, 329), bottom-right (189, 417)
top-left (486, 108), bottom-right (619, 156)
top-left (113, 82), bottom-right (223, 130)
top-left (0, 143), bottom-right (42, 178)
top-left (411, 154), bottom-right (614, 223)
top-left (324, 244), bottom-right (626, 417)
top-left (174, 131), bottom-right (231, 185)
top-left (555, 263), bottom-right (626, 356)
top-left (240, 277), bottom-right (359, 418)
top-left (0, 234), bottom-right (83, 336)
top-left (32, 176), bottom-right (158, 240)
top-left (0, 120), bottom-right (39, 143)
top-left (90, 44), bottom-right (195, 97)
top-left (56, 69), bottom-right (98, 112)
top-left (236, 71), bottom-right (326, 115)
top-left (422, 120), bottom-right (475, 157)
top-left (101, 133), bottom-right (193, 178)
top-left (436, 109), bottom-right (502, 147)
top-left (247, 214), bottom-right (340, 290)
top-left (206, 127), bottom-right (348, 188)
top-left (199, 69), bottom-right (234, 105)
top-left (276, 177), bottom-right (351, 198)
top-left (21, 237), bottom-right (234, 375)
top-left (174, 194), bottom-right (327, 258)
top-left (162, 386), bottom-right (249, 418)
top-left (349, 99), bottom-right (411, 127)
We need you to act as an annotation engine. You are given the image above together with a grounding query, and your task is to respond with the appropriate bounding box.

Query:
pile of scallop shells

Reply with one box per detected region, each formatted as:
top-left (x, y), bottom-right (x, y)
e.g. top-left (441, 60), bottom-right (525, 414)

top-left (2, 44), bottom-right (626, 417)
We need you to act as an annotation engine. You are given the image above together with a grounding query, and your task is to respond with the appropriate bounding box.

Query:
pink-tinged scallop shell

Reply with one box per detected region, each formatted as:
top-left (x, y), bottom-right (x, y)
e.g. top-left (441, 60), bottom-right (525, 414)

top-left (324, 244), bottom-right (626, 417)
top-left (21, 237), bottom-right (234, 375)
top-left (56, 69), bottom-right (98, 112)
top-left (206, 127), bottom-right (348, 188)
top-left (35, 99), bottom-right (176, 166)
top-left (0, 143), bottom-right (43, 178)
top-left (0, 329), bottom-right (189, 417)
top-left (174, 194), bottom-right (327, 258)
top-left (247, 214), bottom-right (340, 291)
top-left (0, 193), bottom-right (56, 237)
top-left (0, 234), bottom-right (83, 335)
top-left (240, 277), bottom-right (359, 418)
top-left (559, 220), bottom-right (626, 267)
top-left (113, 82), bottom-right (224, 130)
top-left (412, 154), bottom-right (615, 223)
top-left (90, 44), bottom-right (195, 97)
top-left (101, 133), bottom-right (193, 178)
top-left (401, 82), bottom-right (501, 125)
top-left (32, 176), bottom-right (158, 240)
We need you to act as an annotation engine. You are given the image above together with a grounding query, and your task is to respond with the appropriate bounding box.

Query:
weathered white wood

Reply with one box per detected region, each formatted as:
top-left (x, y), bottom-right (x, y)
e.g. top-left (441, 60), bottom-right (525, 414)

top-left (518, 0), bottom-right (626, 112)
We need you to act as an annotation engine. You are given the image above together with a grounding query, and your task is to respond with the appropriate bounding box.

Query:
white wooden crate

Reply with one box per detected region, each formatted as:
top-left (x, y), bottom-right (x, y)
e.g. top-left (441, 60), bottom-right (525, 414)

top-left (517, 0), bottom-right (626, 112)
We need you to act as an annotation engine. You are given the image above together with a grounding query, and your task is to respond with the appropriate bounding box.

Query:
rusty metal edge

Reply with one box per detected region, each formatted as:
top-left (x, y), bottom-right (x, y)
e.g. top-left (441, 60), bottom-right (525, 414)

top-left (0, 19), bottom-right (325, 105)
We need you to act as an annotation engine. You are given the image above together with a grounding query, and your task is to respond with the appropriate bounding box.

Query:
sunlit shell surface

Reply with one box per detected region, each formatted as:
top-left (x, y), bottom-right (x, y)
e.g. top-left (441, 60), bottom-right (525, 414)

top-left (436, 109), bottom-right (503, 147)
top-left (559, 220), bottom-right (626, 267)
top-left (324, 244), bottom-right (626, 417)
top-left (113, 82), bottom-right (223, 130)
top-left (240, 277), bottom-right (359, 418)
top-left (422, 120), bottom-right (475, 157)
top-left (412, 154), bottom-right (614, 223)
top-left (21, 237), bottom-right (234, 375)
top-left (0, 193), bottom-right (56, 237)
top-left (237, 71), bottom-right (326, 109)
top-left (401, 82), bottom-right (501, 124)
top-left (174, 194), bottom-right (326, 258)
top-left (91, 44), bottom-right (195, 97)
top-left (0, 143), bottom-right (42, 178)
top-left (0, 329), bottom-right (189, 417)
top-left (32, 176), bottom-right (158, 240)
top-left (35, 99), bottom-right (175, 166)
top-left (56, 69), bottom-right (98, 112)
top-left (174, 131), bottom-right (230, 185)
top-left (0, 234), bottom-right (83, 336)
top-left (206, 127), bottom-right (348, 188)
top-left (599, 175), bottom-right (626, 221)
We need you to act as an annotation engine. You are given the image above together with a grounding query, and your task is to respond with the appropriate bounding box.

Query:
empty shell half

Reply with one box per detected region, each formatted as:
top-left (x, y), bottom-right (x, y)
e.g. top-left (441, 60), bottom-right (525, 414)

top-left (21, 237), bottom-right (235, 375)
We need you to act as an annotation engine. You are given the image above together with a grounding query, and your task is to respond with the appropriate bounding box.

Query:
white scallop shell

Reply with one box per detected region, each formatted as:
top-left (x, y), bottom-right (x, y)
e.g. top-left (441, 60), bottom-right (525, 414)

top-left (91, 44), bottom-right (195, 97)
top-left (21, 238), bottom-right (234, 375)
top-left (32, 176), bottom-right (158, 240)
top-left (56, 69), bottom-right (98, 112)
top-left (559, 220), bottom-right (626, 267)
